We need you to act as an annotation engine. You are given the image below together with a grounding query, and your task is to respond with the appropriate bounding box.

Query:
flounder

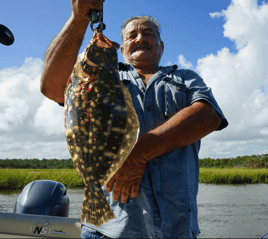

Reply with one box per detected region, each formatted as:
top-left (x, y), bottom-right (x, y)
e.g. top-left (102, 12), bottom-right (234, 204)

top-left (64, 29), bottom-right (139, 226)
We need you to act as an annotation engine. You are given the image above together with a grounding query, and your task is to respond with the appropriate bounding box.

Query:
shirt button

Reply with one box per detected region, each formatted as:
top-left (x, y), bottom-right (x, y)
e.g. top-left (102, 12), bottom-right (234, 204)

top-left (164, 113), bottom-right (169, 119)
top-left (152, 160), bottom-right (157, 165)
top-left (156, 191), bottom-right (160, 196)
top-left (146, 106), bottom-right (151, 111)
top-left (140, 87), bottom-right (145, 91)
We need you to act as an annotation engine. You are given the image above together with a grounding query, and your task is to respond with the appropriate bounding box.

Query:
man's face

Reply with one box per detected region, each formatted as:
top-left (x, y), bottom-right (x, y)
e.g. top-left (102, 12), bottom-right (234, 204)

top-left (121, 19), bottom-right (164, 68)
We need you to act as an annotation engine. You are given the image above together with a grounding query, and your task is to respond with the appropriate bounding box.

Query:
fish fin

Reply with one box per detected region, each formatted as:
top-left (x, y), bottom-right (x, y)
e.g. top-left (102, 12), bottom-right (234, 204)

top-left (81, 186), bottom-right (116, 227)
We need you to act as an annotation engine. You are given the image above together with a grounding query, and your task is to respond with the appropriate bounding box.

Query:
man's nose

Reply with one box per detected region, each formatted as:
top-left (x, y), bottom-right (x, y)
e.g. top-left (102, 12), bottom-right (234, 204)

top-left (135, 33), bottom-right (146, 44)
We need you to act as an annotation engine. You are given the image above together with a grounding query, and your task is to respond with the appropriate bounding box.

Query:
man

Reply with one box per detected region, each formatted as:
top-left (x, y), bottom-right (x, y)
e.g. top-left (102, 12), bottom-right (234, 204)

top-left (40, 0), bottom-right (228, 238)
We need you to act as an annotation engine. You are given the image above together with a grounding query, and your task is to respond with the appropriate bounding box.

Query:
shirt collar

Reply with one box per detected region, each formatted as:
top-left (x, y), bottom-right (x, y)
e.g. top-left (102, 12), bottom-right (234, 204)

top-left (119, 62), bottom-right (178, 82)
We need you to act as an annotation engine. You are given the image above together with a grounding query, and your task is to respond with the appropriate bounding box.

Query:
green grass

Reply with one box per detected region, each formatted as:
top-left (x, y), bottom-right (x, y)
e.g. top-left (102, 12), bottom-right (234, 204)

top-left (199, 168), bottom-right (268, 185)
top-left (0, 169), bottom-right (83, 190)
top-left (0, 168), bottom-right (268, 190)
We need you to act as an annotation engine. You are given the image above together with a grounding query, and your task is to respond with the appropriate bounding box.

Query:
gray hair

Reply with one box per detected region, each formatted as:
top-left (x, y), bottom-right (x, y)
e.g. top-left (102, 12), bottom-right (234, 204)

top-left (120, 15), bottom-right (161, 41)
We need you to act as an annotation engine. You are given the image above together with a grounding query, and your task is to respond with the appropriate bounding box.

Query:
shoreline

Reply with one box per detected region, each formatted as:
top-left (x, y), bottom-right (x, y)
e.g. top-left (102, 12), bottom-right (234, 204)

top-left (0, 168), bottom-right (267, 191)
top-left (1, 183), bottom-right (266, 196)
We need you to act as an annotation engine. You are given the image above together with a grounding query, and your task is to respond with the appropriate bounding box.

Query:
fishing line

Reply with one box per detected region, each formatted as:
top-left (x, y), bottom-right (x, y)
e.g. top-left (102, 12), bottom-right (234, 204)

top-left (216, 191), bottom-right (268, 238)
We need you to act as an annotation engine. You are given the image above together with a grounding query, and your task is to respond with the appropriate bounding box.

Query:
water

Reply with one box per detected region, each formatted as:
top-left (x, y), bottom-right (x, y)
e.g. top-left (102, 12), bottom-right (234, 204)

top-left (1, 184), bottom-right (268, 238)
top-left (67, 189), bottom-right (85, 218)
top-left (197, 184), bottom-right (268, 238)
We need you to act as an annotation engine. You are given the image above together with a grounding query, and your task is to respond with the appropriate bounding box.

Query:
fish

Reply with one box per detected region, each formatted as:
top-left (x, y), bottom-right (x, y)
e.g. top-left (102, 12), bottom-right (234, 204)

top-left (63, 29), bottom-right (139, 227)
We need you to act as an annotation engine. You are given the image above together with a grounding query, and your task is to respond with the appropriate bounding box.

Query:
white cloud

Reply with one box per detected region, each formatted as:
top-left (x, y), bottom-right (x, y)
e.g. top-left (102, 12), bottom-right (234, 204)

top-left (0, 58), bottom-right (43, 131)
top-left (210, 0), bottom-right (268, 49)
top-left (34, 98), bottom-right (64, 136)
top-left (177, 54), bottom-right (194, 70)
top-left (209, 11), bottom-right (226, 19)
top-left (165, 61), bottom-right (172, 66)
top-left (197, 0), bottom-right (268, 159)
top-left (0, 57), bottom-right (70, 159)
top-left (260, 127), bottom-right (268, 135)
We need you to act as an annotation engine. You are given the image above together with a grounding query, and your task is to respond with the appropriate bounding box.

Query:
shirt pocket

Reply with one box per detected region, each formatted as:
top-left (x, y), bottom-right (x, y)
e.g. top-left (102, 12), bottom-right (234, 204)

top-left (161, 76), bottom-right (187, 119)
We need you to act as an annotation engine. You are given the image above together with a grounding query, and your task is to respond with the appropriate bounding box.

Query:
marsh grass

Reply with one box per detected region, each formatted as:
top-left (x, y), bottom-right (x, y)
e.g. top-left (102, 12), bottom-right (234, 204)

top-left (1, 168), bottom-right (268, 190)
top-left (199, 168), bottom-right (268, 185)
top-left (0, 169), bottom-right (83, 190)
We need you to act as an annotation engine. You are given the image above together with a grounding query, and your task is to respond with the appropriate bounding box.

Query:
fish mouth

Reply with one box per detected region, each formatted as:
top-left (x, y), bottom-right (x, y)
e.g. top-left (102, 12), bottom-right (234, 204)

top-left (131, 44), bottom-right (152, 54)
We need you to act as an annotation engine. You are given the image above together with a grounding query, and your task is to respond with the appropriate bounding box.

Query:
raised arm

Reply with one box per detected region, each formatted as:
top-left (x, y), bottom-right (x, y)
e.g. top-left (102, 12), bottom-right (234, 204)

top-left (40, 0), bottom-right (104, 104)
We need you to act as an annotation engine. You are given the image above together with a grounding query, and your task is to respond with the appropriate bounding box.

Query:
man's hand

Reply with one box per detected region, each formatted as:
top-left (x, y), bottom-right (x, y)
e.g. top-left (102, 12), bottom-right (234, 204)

top-left (106, 150), bottom-right (148, 203)
top-left (71, 0), bottom-right (105, 23)
top-left (105, 101), bottom-right (221, 204)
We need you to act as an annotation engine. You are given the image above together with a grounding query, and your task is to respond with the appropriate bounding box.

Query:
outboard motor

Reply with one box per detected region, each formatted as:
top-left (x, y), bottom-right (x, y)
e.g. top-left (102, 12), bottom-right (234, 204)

top-left (14, 180), bottom-right (69, 217)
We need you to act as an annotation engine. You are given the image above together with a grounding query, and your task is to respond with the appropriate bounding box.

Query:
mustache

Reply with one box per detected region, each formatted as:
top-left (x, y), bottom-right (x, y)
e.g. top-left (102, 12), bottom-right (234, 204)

top-left (131, 44), bottom-right (152, 53)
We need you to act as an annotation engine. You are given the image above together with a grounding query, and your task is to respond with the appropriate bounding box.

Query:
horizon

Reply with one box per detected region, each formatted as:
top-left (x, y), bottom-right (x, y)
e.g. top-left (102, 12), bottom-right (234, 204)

top-left (1, 153), bottom-right (267, 160)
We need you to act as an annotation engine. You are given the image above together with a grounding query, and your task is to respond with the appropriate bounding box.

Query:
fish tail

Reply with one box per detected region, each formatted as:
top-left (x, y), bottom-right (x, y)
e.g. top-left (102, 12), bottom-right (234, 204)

top-left (81, 186), bottom-right (116, 227)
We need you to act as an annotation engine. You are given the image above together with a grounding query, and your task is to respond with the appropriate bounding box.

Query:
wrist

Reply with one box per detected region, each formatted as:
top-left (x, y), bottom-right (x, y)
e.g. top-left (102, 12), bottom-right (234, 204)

top-left (70, 14), bottom-right (90, 27)
top-left (133, 131), bottom-right (171, 162)
top-left (131, 134), bottom-right (155, 163)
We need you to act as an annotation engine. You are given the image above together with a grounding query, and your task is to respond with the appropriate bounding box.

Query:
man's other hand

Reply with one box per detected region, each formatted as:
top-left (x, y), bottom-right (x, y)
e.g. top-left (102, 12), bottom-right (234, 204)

top-left (106, 150), bottom-right (148, 204)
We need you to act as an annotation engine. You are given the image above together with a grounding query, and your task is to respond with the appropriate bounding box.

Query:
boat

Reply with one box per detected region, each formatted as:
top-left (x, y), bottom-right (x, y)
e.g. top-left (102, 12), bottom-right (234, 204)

top-left (0, 180), bottom-right (81, 238)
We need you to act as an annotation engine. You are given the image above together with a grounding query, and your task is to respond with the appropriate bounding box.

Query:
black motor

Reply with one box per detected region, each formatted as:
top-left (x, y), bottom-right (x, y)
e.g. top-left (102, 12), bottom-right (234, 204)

top-left (14, 180), bottom-right (69, 217)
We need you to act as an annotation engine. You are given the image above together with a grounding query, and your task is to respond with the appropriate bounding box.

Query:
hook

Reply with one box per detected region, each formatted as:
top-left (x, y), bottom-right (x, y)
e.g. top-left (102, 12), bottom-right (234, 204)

top-left (87, 8), bottom-right (106, 32)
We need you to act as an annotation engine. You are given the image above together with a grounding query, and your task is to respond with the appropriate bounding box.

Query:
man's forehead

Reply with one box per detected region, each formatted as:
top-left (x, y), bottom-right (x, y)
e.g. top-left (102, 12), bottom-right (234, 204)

top-left (124, 19), bottom-right (157, 34)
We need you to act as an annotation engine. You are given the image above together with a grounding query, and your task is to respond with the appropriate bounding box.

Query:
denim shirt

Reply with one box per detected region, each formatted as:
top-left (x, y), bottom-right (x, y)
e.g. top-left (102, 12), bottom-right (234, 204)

top-left (80, 63), bottom-right (228, 238)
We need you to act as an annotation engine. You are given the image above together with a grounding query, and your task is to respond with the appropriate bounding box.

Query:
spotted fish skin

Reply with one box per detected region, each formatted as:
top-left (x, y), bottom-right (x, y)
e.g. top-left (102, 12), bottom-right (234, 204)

top-left (64, 30), bottom-right (139, 227)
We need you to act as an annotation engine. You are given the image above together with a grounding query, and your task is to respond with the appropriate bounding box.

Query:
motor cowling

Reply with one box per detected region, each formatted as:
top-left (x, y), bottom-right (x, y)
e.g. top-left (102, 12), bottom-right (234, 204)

top-left (14, 180), bottom-right (69, 217)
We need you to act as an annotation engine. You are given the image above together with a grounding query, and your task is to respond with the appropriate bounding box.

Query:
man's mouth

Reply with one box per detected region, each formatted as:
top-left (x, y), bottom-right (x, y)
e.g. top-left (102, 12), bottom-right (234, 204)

top-left (131, 44), bottom-right (152, 53)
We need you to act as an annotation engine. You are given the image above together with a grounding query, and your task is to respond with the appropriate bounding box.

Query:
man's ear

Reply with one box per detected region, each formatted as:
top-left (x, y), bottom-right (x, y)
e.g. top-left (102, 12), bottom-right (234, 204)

top-left (161, 40), bottom-right (164, 55)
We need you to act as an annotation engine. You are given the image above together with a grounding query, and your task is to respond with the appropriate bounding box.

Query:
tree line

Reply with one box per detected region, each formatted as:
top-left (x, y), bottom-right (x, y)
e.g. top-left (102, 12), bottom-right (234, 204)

top-left (0, 158), bottom-right (75, 169)
top-left (199, 154), bottom-right (268, 168)
top-left (0, 154), bottom-right (268, 169)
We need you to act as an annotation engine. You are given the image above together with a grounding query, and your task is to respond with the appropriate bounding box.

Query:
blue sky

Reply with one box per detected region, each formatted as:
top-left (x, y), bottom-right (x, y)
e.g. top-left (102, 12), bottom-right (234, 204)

top-left (0, 0), bottom-right (268, 159)
top-left (1, 0), bottom-right (236, 68)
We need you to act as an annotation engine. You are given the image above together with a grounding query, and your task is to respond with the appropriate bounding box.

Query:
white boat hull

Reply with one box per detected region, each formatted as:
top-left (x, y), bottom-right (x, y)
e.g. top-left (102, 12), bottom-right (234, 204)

top-left (0, 212), bottom-right (81, 238)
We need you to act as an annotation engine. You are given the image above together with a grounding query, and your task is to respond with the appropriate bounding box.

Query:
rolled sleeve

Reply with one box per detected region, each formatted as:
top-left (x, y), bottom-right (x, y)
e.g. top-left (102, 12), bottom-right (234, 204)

top-left (183, 70), bottom-right (228, 131)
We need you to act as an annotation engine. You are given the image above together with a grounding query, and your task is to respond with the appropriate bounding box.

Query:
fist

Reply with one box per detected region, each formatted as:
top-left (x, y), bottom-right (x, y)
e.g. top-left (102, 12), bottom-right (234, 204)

top-left (71, 0), bottom-right (105, 23)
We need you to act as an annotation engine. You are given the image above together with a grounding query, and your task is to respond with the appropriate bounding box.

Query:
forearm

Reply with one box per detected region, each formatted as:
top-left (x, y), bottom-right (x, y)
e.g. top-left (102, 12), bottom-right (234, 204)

top-left (134, 101), bottom-right (221, 161)
top-left (40, 16), bottom-right (89, 103)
